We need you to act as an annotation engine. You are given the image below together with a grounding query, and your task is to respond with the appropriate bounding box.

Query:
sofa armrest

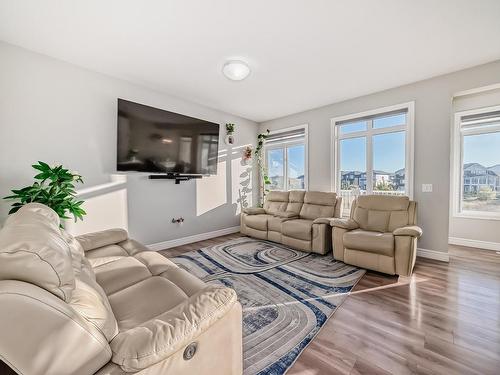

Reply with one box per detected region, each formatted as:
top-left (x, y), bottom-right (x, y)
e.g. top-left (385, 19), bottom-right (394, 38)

top-left (274, 211), bottom-right (299, 219)
top-left (242, 207), bottom-right (266, 215)
top-left (313, 217), bottom-right (333, 225)
top-left (393, 225), bottom-right (423, 238)
top-left (110, 286), bottom-right (238, 372)
top-left (331, 218), bottom-right (359, 230)
top-left (76, 228), bottom-right (129, 252)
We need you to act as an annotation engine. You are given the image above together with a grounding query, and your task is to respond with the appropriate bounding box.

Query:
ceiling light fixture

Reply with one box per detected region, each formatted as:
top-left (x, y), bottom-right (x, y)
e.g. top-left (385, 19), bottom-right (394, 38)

top-left (222, 60), bottom-right (250, 81)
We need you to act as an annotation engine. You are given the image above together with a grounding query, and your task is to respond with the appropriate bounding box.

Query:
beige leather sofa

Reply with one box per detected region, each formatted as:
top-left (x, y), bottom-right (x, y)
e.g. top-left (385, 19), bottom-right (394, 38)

top-left (240, 191), bottom-right (342, 254)
top-left (331, 195), bottom-right (422, 276)
top-left (0, 203), bottom-right (242, 375)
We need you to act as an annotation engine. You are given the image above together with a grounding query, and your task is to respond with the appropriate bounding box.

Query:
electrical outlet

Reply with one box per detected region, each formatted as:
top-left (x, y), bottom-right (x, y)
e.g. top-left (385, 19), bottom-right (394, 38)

top-left (422, 184), bottom-right (433, 193)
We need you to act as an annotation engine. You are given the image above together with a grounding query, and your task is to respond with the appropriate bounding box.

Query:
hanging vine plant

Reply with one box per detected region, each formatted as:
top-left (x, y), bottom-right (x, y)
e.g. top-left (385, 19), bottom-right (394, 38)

top-left (254, 129), bottom-right (270, 206)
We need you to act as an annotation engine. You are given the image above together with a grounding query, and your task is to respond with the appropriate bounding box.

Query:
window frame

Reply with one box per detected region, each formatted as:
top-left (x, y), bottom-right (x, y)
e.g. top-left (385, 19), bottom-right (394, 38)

top-left (330, 102), bottom-right (415, 199)
top-left (451, 104), bottom-right (500, 220)
top-left (264, 124), bottom-right (309, 191)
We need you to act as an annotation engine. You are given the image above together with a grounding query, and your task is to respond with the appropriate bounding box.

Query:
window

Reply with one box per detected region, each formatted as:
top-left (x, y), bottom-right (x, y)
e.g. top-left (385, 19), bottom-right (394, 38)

top-left (265, 125), bottom-right (308, 191)
top-left (452, 106), bottom-right (500, 218)
top-left (332, 103), bottom-right (414, 215)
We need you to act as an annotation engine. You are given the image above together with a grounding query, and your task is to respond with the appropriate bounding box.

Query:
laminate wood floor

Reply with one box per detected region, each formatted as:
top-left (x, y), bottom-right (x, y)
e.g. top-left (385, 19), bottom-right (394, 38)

top-left (160, 234), bottom-right (500, 375)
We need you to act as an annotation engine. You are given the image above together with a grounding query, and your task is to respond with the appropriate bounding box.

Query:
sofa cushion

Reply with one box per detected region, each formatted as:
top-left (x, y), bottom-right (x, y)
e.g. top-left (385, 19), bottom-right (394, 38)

top-left (354, 207), bottom-right (388, 232)
top-left (282, 219), bottom-right (313, 241)
top-left (356, 195), bottom-right (410, 211)
top-left (354, 196), bottom-right (411, 232)
top-left (286, 190), bottom-right (305, 214)
top-left (93, 257), bottom-right (152, 295)
top-left (367, 209), bottom-right (391, 232)
top-left (268, 216), bottom-right (285, 232)
top-left (299, 192), bottom-right (337, 220)
top-left (263, 191), bottom-right (289, 214)
top-left (244, 214), bottom-right (272, 231)
top-left (134, 251), bottom-right (178, 276)
top-left (159, 267), bottom-right (206, 297)
top-left (388, 211), bottom-right (410, 232)
top-left (109, 276), bottom-right (189, 331)
top-left (343, 229), bottom-right (394, 256)
top-left (0, 203), bottom-right (75, 302)
top-left (118, 239), bottom-right (151, 256)
top-left (70, 271), bottom-right (119, 340)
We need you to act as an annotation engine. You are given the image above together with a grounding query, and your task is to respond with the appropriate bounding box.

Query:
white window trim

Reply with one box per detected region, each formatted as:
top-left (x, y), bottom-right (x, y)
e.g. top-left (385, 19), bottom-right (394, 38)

top-left (450, 104), bottom-right (500, 221)
top-left (330, 101), bottom-right (415, 198)
top-left (264, 124), bottom-right (309, 191)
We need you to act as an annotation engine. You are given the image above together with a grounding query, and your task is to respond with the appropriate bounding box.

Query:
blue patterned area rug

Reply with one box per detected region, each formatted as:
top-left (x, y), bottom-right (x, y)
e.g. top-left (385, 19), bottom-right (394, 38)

top-left (169, 237), bottom-right (365, 375)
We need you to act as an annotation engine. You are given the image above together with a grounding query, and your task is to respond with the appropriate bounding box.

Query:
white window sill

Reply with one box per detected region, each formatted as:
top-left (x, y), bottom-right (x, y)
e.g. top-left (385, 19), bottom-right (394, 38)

top-left (453, 212), bottom-right (500, 221)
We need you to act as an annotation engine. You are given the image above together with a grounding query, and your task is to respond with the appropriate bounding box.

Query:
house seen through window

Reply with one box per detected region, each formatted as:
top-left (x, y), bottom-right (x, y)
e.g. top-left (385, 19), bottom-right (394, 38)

top-left (459, 109), bottom-right (500, 215)
top-left (265, 126), bottom-right (307, 191)
top-left (333, 105), bottom-right (413, 215)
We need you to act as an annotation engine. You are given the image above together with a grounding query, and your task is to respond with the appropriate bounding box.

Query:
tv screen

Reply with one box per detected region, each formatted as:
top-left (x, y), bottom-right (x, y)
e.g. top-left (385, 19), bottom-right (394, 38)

top-left (117, 99), bottom-right (220, 175)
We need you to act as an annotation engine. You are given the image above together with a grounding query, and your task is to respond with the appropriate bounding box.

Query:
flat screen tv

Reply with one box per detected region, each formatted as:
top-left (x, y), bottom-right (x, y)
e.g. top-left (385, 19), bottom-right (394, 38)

top-left (117, 99), bottom-right (220, 175)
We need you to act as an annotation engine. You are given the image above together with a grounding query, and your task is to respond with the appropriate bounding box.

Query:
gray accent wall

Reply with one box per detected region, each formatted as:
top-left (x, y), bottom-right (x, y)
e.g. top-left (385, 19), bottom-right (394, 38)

top-left (0, 42), bottom-right (258, 244)
top-left (260, 61), bottom-right (500, 253)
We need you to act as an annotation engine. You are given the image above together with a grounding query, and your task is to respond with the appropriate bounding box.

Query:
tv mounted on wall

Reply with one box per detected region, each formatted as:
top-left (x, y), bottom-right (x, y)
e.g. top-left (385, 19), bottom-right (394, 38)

top-left (117, 99), bottom-right (220, 176)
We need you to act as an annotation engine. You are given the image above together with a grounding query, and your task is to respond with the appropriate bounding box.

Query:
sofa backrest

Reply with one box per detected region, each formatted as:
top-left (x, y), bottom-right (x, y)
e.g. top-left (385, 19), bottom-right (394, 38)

top-left (351, 195), bottom-right (416, 232)
top-left (0, 203), bottom-right (76, 301)
top-left (264, 191), bottom-right (289, 214)
top-left (299, 191), bottom-right (338, 220)
top-left (286, 190), bottom-right (306, 214)
top-left (0, 203), bottom-right (116, 374)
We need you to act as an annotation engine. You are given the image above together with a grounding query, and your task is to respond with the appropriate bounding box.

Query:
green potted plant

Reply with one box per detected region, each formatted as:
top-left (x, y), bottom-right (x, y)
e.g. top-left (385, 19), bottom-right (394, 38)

top-left (3, 161), bottom-right (86, 222)
top-left (225, 123), bottom-right (235, 145)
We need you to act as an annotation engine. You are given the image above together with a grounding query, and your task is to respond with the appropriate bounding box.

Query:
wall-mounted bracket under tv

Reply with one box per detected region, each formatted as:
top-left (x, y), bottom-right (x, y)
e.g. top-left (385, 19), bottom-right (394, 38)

top-left (148, 173), bottom-right (202, 184)
top-left (116, 99), bottom-right (220, 184)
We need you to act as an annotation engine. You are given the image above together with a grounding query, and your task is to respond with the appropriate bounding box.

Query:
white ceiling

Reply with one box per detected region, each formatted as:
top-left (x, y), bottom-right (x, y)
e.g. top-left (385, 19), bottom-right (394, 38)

top-left (1, 0), bottom-right (500, 122)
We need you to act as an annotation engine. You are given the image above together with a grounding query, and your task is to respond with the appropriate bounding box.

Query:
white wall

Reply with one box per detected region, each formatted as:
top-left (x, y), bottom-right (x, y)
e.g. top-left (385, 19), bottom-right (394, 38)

top-left (3, 40), bottom-right (500, 253)
top-left (260, 60), bottom-right (500, 254)
top-left (64, 175), bottom-right (129, 236)
top-left (0, 42), bottom-right (258, 244)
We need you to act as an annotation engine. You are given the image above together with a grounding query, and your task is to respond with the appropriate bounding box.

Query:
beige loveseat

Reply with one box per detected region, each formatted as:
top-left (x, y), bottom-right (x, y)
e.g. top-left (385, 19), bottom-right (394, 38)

top-left (240, 191), bottom-right (342, 254)
top-left (331, 195), bottom-right (422, 276)
top-left (0, 203), bottom-right (242, 375)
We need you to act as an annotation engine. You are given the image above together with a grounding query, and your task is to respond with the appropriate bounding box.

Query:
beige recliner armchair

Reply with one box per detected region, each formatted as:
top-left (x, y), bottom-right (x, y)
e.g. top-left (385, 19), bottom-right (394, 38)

top-left (331, 195), bottom-right (422, 276)
top-left (240, 191), bottom-right (342, 254)
top-left (0, 203), bottom-right (242, 375)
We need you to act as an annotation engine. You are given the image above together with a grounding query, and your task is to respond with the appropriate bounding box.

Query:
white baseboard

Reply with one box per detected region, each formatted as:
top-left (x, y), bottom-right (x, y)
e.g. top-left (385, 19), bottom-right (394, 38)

top-left (417, 248), bottom-right (450, 262)
top-left (147, 226), bottom-right (451, 262)
top-left (148, 226), bottom-right (241, 251)
top-left (448, 236), bottom-right (500, 252)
